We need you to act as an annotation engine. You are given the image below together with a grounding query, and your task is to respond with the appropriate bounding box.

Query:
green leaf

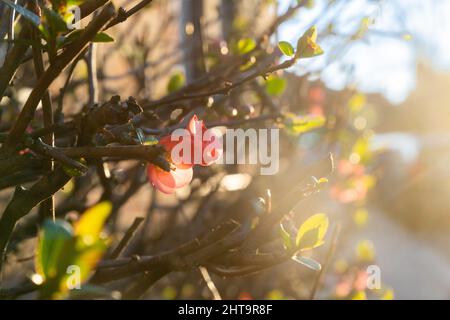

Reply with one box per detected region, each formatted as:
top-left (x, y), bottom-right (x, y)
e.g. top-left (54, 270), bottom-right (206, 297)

top-left (43, 7), bottom-right (69, 35)
top-left (167, 72), bottom-right (185, 93)
top-left (36, 220), bottom-right (75, 281)
top-left (71, 239), bottom-right (109, 283)
top-left (284, 113), bottom-right (325, 135)
top-left (0, 0), bottom-right (41, 26)
top-left (265, 76), bottom-right (286, 96)
top-left (296, 25), bottom-right (324, 59)
top-left (67, 0), bottom-right (85, 5)
top-left (296, 213), bottom-right (329, 250)
top-left (35, 204), bottom-right (112, 299)
top-left (92, 32), bottom-right (114, 43)
top-left (353, 17), bottom-right (372, 40)
top-left (278, 41), bottom-right (295, 57)
top-left (292, 255), bottom-right (322, 271)
top-left (237, 38), bottom-right (256, 55)
top-left (74, 201), bottom-right (112, 248)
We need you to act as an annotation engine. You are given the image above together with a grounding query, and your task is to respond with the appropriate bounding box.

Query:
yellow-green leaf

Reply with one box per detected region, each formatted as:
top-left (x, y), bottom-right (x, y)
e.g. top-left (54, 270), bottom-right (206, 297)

top-left (69, 239), bottom-right (109, 285)
top-left (74, 201), bottom-right (112, 247)
top-left (167, 71), bottom-right (185, 93)
top-left (237, 38), bottom-right (256, 55)
top-left (353, 17), bottom-right (373, 40)
top-left (265, 76), bottom-right (286, 96)
top-left (284, 113), bottom-right (326, 135)
top-left (296, 26), bottom-right (324, 59)
top-left (296, 213), bottom-right (329, 250)
top-left (92, 32), bottom-right (114, 43)
top-left (278, 41), bottom-right (295, 57)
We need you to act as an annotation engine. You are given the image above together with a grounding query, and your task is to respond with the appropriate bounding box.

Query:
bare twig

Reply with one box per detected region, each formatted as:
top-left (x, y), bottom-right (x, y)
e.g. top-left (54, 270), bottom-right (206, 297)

top-left (104, 0), bottom-right (154, 30)
top-left (31, 17), bottom-right (55, 221)
top-left (108, 217), bottom-right (145, 259)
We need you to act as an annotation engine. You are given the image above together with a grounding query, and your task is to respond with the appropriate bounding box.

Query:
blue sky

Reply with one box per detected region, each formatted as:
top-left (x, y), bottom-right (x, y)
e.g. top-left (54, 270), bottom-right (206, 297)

top-left (277, 0), bottom-right (450, 104)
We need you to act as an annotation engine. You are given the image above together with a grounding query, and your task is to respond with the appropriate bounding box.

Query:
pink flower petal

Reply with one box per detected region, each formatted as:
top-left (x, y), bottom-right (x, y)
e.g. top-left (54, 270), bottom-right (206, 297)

top-left (148, 165), bottom-right (176, 194)
top-left (188, 114), bottom-right (200, 135)
top-left (171, 166), bottom-right (193, 188)
top-left (147, 164), bottom-right (193, 194)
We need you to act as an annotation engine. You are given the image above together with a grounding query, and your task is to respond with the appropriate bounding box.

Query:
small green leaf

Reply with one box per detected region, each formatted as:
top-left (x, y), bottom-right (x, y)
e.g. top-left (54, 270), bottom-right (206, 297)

top-left (0, 0), bottom-right (41, 26)
top-left (292, 255), bottom-right (322, 271)
top-left (278, 41), bottom-right (295, 57)
top-left (284, 113), bottom-right (326, 135)
top-left (296, 26), bottom-right (324, 59)
top-left (237, 38), bottom-right (256, 55)
top-left (167, 72), bottom-right (185, 93)
top-left (67, 0), bottom-right (85, 5)
top-left (42, 7), bottom-right (69, 35)
top-left (296, 213), bottom-right (329, 250)
top-left (36, 220), bottom-right (75, 281)
top-left (265, 76), bottom-right (286, 96)
top-left (92, 32), bottom-right (114, 43)
top-left (353, 17), bottom-right (372, 40)
top-left (74, 201), bottom-right (112, 248)
top-left (72, 239), bottom-right (109, 283)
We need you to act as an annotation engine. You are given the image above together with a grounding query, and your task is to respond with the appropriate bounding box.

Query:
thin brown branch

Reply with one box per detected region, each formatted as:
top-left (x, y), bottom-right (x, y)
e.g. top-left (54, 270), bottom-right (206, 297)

top-left (104, 0), bottom-right (154, 30)
top-left (108, 217), bottom-right (145, 259)
top-left (31, 20), bottom-right (55, 221)
top-left (143, 57), bottom-right (296, 112)
top-left (57, 145), bottom-right (167, 167)
top-left (29, 138), bottom-right (88, 173)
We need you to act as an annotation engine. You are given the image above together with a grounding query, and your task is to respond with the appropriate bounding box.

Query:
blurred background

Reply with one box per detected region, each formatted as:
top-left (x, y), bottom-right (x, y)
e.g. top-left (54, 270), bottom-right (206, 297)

top-left (2, 0), bottom-right (450, 300)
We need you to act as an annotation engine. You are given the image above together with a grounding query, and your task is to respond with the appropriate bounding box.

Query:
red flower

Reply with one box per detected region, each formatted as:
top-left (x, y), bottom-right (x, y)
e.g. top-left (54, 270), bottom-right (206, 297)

top-left (147, 161), bottom-right (193, 194)
top-left (187, 115), bottom-right (222, 166)
top-left (147, 115), bottom-right (222, 194)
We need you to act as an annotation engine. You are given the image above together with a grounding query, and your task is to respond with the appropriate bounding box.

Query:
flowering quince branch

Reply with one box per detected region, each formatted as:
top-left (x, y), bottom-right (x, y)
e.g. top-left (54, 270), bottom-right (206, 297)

top-left (0, 3), bottom-right (118, 276)
top-left (0, 0), bottom-right (343, 300)
top-left (2, 3), bottom-right (117, 152)
top-left (142, 57), bottom-right (298, 112)
top-left (80, 165), bottom-right (331, 295)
